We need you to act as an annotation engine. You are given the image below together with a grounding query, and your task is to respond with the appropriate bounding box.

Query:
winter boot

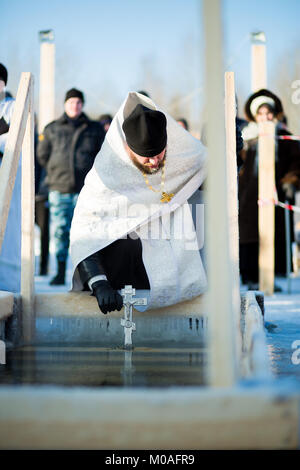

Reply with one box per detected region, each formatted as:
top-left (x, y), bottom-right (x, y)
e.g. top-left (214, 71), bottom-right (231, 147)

top-left (39, 265), bottom-right (48, 276)
top-left (39, 259), bottom-right (49, 276)
top-left (50, 261), bottom-right (66, 285)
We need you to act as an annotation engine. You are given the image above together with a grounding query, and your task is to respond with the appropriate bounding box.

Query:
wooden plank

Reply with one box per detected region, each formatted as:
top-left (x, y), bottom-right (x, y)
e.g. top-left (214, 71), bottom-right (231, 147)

top-left (34, 292), bottom-right (207, 346)
top-left (0, 72), bottom-right (30, 253)
top-left (35, 291), bottom-right (206, 318)
top-left (38, 39), bottom-right (55, 133)
top-left (0, 386), bottom-right (298, 449)
top-left (203, 0), bottom-right (237, 386)
top-left (224, 71), bottom-right (242, 369)
top-left (21, 76), bottom-right (35, 343)
top-left (258, 121), bottom-right (275, 295)
top-left (251, 44), bottom-right (267, 92)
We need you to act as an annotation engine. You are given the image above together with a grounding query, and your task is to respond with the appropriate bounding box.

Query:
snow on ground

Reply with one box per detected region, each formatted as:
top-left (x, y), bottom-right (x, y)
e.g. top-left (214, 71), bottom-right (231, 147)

top-left (261, 276), bottom-right (300, 385)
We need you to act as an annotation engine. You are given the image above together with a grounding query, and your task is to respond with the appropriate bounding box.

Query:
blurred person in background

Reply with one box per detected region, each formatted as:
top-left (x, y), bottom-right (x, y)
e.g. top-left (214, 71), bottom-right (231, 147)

top-left (176, 118), bottom-right (189, 131)
top-left (238, 89), bottom-right (300, 290)
top-left (37, 88), bottom-right (105, 285)
top-left (99, 114), bottom-right (112, 133)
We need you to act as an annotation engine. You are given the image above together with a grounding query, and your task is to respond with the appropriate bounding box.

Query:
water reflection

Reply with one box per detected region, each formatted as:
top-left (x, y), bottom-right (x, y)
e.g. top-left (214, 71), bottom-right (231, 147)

top-left (0, 345), bottom-right (206, 387)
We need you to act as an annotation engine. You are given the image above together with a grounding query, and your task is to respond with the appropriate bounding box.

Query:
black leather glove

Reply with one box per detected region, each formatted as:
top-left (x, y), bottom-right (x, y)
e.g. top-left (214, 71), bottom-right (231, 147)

top-left (236, 119), bottom-right (243, 153)
top-left (91, 280), bottom-right (123, 314)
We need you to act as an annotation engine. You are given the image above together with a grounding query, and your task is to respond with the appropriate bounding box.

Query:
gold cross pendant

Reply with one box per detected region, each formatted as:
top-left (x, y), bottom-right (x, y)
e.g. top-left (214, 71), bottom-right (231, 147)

top-left (160, 191), bottom-right (174, 203)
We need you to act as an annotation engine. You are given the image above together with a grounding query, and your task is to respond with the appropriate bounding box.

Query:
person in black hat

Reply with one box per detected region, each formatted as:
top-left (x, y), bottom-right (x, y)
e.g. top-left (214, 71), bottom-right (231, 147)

top-left (122, 104), bottom-right (167, 174)
top-left (238, 89), bottom-right (300, 290)
top-left (37, 88), bottom-right (105, 285)
top-left (75, 103), bottom-right (168, 313)
top-left (72, 95), bottom-right (242, 315)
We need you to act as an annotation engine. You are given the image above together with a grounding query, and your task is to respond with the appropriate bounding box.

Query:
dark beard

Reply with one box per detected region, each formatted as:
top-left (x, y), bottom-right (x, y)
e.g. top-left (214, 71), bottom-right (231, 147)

top-left (130, 150), bottom-right (166, 175)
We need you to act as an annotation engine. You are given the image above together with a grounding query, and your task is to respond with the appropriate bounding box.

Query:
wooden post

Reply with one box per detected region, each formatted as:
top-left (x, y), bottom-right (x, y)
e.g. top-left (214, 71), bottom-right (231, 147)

top-left (21, 75), bottom-right (35, 343)
top-left (203, 0), bottom-right (237, 387)
top-left (224, 71), bottom-right (242, 367)
top-left (38, 30), bottom-right (55, 134)
top-left (251, 32), bottom-right (267, 92)
top-left (0, 73), bottom-right (30, 253)
top-left (258, 121), bottom-right (275, 295)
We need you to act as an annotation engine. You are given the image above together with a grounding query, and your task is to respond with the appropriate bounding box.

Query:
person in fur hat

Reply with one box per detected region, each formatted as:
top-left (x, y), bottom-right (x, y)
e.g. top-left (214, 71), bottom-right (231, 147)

top-left (238, 89), bottom-right (300, 290)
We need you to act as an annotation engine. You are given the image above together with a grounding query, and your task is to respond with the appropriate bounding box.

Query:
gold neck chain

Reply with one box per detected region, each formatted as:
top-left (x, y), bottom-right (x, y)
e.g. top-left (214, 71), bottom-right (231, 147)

top-left (142, 158), bottom-right (174, 203)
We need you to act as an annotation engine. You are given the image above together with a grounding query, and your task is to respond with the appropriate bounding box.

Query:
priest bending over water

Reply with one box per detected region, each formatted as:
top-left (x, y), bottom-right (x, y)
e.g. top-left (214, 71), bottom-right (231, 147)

top-left (70, 92), bottom-right (209, 314)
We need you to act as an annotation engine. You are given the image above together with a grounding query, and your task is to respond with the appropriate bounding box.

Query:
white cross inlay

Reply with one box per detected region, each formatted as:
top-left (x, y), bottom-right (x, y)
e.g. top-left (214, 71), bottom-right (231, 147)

top-left (120, 285), bottom-right (147, 349)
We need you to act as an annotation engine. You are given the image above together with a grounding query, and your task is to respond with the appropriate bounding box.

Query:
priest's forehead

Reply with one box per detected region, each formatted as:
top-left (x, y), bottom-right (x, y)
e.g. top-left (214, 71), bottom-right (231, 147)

top-left (129, 147), bottom-right (166, 160)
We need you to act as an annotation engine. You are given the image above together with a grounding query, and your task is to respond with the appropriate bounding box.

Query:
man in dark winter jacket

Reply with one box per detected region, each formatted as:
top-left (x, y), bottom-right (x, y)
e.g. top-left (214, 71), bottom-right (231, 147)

top-left (37, 88), bottom-right (105, 285)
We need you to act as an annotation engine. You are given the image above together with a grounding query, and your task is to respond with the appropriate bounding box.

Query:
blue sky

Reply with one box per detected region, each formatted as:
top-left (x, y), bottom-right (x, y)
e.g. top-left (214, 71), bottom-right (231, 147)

top-left (1, 0), bottom-right (300, 125)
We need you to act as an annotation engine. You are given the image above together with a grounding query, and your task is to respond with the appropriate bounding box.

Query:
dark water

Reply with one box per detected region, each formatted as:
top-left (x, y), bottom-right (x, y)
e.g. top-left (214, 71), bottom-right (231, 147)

top-left (0, 345), bottom-right (206, 387)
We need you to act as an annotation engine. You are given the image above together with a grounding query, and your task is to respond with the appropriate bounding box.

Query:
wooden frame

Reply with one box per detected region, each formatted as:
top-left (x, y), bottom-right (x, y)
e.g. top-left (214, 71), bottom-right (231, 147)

top-left (203, 0), bottom-right (238, 387)
top-left (225, 71), bottom-right (243, 369)
top-left (0, 72), bottom-right (35, 343)
top-left (0, 7), bottom-right (299, 448)
top-left (0, 385), bottom-right (298, 449)
top-left (258, 121), bottom-right (275, 295)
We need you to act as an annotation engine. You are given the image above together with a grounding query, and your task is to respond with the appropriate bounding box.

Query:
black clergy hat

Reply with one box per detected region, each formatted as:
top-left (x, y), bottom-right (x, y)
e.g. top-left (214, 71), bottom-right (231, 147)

top-left (0, 63), bottom-right (8, 85)
top-left (64, 88), bottom-right (84, 103)
top-left (122, 104), bottom-right (167, 157)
